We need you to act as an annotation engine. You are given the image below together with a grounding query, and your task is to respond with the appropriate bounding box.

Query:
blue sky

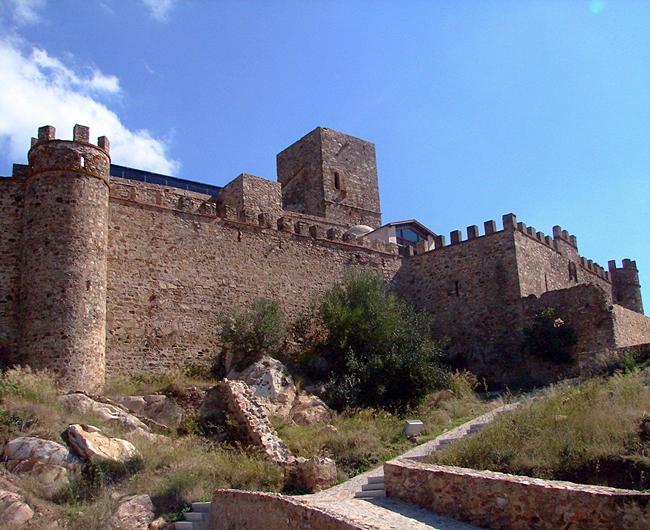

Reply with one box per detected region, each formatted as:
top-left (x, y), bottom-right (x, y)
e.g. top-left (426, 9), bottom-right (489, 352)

top-left (1, 0), bottom-right (649, 303)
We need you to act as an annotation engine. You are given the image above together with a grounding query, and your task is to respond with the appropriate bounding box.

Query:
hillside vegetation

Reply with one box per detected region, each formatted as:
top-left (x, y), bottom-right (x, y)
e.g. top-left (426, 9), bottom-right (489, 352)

top-left (427, 371), bottom-right (650, 490)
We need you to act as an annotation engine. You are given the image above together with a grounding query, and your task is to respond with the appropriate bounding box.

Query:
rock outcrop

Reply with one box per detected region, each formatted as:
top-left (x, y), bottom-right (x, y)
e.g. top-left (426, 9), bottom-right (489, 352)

top-left (60, 393), bottom-right (150, 432)
top-left (288, 456), bottom-right (337, 493)
top-left (227, 356), bottom-right (297, 418)
top-left (228, 356), bottom-right (333, 425)
top-left (110, 494), bottom-right (154, 530)
top-left (2, 436), bottom-right (81, 500)
top-left (114, 395), bottom-right (183, 429)
top-left (0, 489), bottom-right (33, 527)
top-left (62, 424), bottom-right (141, 465)
top-left (290, 394), bottom-right (333, 425)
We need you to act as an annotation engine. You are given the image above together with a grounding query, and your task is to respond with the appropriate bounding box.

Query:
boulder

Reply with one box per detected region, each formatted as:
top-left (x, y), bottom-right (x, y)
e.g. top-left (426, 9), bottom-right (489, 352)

top-left (62, 424), bottom-right (141, 465)
top-left (290, 394), bottom-right (333, 425)
top-left (110, 494), bottom-right (154, 530)
top-left (288, 455), bottom-right (337, 493)
top-left (0, 489), bottom-right (33, 527)
top-left (114, 395), bottom-right (183, 429)
top-left (3, 436), bottom-right (80, 473)
top-left (60, 393), bottom-right (149, 432)
top-left (227, 356), bottom-right (296, 418)
top-left (3, 436), bottom-right (81, 500)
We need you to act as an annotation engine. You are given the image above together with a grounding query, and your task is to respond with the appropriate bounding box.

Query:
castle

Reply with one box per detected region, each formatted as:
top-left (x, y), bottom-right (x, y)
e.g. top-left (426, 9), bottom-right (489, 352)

top-left (0, 124), bottom-right (648, 391)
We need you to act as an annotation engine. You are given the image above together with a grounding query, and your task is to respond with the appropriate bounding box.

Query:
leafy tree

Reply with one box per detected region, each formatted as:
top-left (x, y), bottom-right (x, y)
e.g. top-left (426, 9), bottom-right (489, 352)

top-left (319, 270), bottom-right (448, 411)
top-left (523, 307), bottom-right (578, 364)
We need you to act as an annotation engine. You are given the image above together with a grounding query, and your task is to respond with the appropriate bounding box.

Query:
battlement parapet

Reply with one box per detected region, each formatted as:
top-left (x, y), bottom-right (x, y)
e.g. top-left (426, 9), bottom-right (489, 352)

top-left (27, 124), bottom-right (111, 186)
top-left (108, 177), bottom-right (397, 255)
top-left (552, 225), bottom-right (578, 250)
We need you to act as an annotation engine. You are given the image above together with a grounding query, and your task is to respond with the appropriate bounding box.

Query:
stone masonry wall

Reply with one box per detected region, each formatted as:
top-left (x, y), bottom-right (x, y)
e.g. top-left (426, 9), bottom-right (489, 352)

top-left (384, 459), bottom-right (650, 530)
top-left (394, 222), bottom-right (523, 379)
top-left (0, 177), bottom-right (24, 365)
top-left (210, 490), bottom-right (373, 530)
top-left (513, 228), bottom-right (612, 300)
top-left (106, 178), bottom-right (400, 375)
top-left (217, 173), bottom-right (283, 218)
top-left (612, 305), bottom-right (650, 347)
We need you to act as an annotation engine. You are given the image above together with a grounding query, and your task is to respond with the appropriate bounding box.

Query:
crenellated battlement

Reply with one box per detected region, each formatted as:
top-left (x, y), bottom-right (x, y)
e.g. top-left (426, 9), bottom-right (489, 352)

top-left (27, 124), bottom-right (111, 187)
top-left (108, 177), bottom-right (399, 256)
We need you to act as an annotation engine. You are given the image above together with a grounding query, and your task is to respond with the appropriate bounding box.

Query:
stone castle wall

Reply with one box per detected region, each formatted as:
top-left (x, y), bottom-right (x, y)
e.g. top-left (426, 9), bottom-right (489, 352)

top-left (0, 177), bottom-right (24, 364)
top-left (394, 221), bottom-right (523, 375)
top-left (105, 178), bottom-right (400, 375)
top-left (1, 125), bottom-right (648, 390)
top-left (613, 305), bottom-right (650, 347)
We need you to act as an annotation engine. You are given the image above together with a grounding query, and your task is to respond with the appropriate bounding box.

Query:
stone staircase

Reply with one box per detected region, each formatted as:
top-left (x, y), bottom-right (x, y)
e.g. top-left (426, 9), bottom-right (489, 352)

top-left (173, 502), bottom-right (211, 530)
top-left (354, 475), bottom-right (386, 499)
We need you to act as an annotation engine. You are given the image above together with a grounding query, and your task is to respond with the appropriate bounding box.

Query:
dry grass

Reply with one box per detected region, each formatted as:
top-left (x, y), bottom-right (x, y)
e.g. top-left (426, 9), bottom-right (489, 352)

top-left (102, 365), bottom-right (216, 398)
top-left (0, 367), bottom-right (283, 528)
top-left (427, 372), bottom-right (650, 486)
top-left (277, 371), bottom-right (504, 479)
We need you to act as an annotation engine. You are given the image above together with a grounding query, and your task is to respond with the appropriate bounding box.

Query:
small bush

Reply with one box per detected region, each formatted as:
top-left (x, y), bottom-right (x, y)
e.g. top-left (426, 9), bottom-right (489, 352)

top-left (218, 299), bottom-right (287, 372)
top-left (318, 270), bottom-right (448, 411)
top-left (523, 307), bottom-right (577, 364)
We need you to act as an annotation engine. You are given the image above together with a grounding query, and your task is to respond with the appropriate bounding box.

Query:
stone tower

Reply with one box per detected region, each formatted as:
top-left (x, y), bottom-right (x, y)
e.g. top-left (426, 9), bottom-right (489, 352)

top-left (609, 259), bottom-right (644, 314)
top-left (276, 127), bottom-right (381, 228)
top-left (20, 125), bottom-right (110, 392)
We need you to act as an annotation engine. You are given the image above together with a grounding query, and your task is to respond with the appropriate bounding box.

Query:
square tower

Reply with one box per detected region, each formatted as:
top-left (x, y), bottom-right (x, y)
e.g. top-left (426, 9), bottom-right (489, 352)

top-left (276, 127), bottom-right (381, 228)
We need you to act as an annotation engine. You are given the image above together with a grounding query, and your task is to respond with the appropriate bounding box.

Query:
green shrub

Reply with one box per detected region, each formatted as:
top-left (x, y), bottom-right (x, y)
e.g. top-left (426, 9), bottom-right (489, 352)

top-left (218, 299), bottom-right (287, 372)
top-left (319, 270), bottom-right (448, 411)
top-left (523, 307), bottom-right (577, 364)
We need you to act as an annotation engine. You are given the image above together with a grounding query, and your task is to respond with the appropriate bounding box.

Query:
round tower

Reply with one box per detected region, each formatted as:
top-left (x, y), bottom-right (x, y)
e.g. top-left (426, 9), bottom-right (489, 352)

top-left (20, 125), bottom-right (110, 391)
top-left (608, 259), bottom-right (644, 314)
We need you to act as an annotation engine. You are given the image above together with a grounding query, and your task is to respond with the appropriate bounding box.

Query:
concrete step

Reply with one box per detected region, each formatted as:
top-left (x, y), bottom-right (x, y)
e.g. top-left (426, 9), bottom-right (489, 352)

top-left (354, 489), bottom-right (386, 499)
top-left (361, 482), bottom-right (386, 491)
top-left (191, 502), bottom-right (212, 513)
top-left (184, 512), bottom-right (206, 522)
top-left (367, 475), bottom-right (385, 484)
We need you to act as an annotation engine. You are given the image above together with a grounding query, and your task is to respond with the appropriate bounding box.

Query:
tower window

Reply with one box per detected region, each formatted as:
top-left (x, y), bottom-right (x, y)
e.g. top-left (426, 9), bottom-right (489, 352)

top-left (334, 172), bottom-right (341, 190)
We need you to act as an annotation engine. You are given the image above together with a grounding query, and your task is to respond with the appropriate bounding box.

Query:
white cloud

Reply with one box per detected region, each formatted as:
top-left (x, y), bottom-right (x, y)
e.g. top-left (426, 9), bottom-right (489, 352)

top-left (140, 0), bottom-right (175, 22)
top-left (1, 0), bottom-right (46, 25)
top-left (0, 39), bottom-right (179, 175)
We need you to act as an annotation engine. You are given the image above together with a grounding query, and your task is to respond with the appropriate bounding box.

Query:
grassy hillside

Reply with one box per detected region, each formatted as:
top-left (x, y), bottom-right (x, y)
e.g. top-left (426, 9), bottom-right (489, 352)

top-left (427, 371), bottom-right (650, 490)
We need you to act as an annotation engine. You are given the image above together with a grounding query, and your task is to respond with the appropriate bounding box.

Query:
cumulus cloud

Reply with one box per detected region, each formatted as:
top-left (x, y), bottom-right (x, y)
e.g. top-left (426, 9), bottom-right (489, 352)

top-left (0, 39), bottom-right (179, 175)
top-left (140, 0), bottom-right (175, 22)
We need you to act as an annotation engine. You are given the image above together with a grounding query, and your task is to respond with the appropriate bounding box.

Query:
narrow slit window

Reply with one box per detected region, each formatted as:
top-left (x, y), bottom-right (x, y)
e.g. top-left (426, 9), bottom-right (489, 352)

top-left (334, 171), bottom-right (341, 190)
top-left (455, 280), bottom-right (460, 297)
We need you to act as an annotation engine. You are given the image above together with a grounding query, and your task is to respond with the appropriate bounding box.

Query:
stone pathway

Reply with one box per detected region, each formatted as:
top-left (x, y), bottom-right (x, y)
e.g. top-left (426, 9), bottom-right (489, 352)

top-left (297, 400), bottom-right (522, 529)
top-left (179, 393), bottom-right (545, 529)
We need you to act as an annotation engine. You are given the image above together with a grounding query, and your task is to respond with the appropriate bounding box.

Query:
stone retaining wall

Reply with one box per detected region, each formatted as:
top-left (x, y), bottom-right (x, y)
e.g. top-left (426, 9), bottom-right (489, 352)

top-left (384, 459), bottom-right (650, 530)
top-left (210, 489), bottom-right (377, 530)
